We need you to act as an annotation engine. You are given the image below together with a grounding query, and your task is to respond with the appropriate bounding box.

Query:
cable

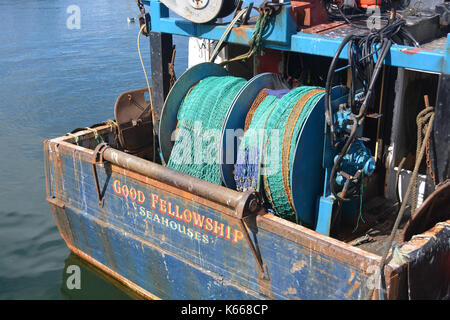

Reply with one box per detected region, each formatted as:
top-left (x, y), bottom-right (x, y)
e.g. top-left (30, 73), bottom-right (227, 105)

top-left (138, 24), bottom-right (151, 101)
top-left (209, 8), bottom-right (249, 63)
top-left (138, 23), bottom-right (165, 165)
top-left (326, 10), bottom-right (417, 202)
top-left (325, 34), bottom-right (355, 135)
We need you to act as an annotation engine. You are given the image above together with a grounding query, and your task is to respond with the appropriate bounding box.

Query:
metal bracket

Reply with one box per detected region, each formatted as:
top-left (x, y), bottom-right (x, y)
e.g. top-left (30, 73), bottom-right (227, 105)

top-left (235, 192), bottom-right (269, 279)
top-left (91, 143), bottom-right (109, 208)
top-left (239, 218), bottom-right (268, 278)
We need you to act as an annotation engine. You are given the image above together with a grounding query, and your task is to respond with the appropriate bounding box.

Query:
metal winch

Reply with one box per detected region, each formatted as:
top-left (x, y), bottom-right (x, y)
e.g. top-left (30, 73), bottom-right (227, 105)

top-left (158, 62), bottom-right (375, 235)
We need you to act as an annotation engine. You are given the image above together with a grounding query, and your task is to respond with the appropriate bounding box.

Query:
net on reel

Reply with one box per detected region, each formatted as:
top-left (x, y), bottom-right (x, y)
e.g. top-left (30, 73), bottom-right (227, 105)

top-left (235, 86), bottom-right (326, 223)
top-left (159, 62), bottom-right (343, 227)
top-left (167, 76), bottom-right (247, 185)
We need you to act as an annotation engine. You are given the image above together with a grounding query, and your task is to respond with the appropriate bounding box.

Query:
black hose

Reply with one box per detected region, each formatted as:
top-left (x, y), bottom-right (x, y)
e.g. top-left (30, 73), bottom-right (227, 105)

top-left (325, 34), bottom-right (355, 138)
top-left (328, 38), bottom-right (393, 200)
top-left (325, 8), bottom-right (418, 201)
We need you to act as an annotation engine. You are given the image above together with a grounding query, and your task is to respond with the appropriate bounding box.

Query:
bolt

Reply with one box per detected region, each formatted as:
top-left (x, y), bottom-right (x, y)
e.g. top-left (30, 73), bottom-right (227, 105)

top-left (247, 198), bottom-right (259, 213)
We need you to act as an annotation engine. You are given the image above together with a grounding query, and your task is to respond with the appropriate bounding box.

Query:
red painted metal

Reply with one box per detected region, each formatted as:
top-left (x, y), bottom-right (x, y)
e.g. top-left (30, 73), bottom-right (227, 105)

top-left (254, 49), bottom-right (284, 75)
top-left (290, 1), bottom-right (329, 31)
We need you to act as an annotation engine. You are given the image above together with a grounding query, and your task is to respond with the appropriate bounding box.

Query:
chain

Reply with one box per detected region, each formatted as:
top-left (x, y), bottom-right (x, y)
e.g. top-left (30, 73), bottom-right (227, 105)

top-left (260, 1), bottom-right (282, 16)
top-left (136, 0), bottom-right (148, 34)
top-left (422, 95), bottom-right (437, 186)
top-left (136, 0), bottom-right (145, 15)
top-left (426, 138), bottom-right (437, 186)
top-left (168, 45), bottom-right (177, 90)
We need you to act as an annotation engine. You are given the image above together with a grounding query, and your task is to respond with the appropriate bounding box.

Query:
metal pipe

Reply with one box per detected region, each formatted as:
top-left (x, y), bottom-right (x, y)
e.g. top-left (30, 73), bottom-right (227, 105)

top-left (102, 147), bottom-right (256, 214)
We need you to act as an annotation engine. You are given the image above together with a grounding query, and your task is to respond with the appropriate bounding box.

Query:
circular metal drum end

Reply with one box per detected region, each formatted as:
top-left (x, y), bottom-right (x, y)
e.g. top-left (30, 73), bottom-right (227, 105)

top-left (161, 0), bottom-right (235, 23)
top-left (220, 73), bottom-right (289, 189)
top-left (290, 86), bottom-right (349, 226)
top-left (158, 62), bottom-right (229, 163)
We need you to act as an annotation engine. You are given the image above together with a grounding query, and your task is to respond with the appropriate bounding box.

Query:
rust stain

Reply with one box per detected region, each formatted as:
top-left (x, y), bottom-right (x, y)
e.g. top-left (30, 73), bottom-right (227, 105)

top-left (44, 141), bottom-right (53, 198)
top-left (401, 219), bottom-right (450, 255)
top-left (401, 48), bottom-right (434, 55)
top-left (50, 204), bottom-right (74, 248)
top-left (256, 213), bottom-right (381, 271)
top-left (347, 269), bottom-right (356, 284)
top-left (283, 287), bottom-right (297, 295)
top-left (233, 26), bottom-right (249, 42)
top-left (344, 279), bottom-right (361, 298)
top-left (290, 260), bottom-right (307, 273)
top-left (109, 164), bottom-right (236, 217)
top-left (302, 22), bottom-right (348, 34)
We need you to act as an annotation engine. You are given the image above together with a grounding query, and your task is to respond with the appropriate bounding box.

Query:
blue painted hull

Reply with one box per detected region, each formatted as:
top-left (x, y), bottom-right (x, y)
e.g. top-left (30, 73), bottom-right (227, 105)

top-left (44, 125), bottom-right (450, 299)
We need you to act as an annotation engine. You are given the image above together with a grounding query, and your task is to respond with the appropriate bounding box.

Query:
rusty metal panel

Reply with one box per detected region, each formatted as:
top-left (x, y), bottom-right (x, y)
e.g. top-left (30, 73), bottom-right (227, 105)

top-left (400, 221), bottom-right (450, 299)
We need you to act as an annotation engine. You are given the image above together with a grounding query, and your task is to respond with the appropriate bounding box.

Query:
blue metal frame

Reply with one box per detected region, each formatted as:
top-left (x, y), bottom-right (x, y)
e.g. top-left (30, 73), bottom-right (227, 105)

top-left (145, 0), bottom-right (450, 75)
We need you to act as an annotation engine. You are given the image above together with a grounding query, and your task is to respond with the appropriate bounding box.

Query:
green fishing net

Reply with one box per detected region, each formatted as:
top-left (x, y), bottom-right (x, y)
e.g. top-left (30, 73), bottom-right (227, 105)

top-left (168, 74), bottom-right (325, 223)
top-left (167, 76), bottom-right (246, 185)
top-left (235, 86), bottom-right (324, 222)
top-left (263, 87), bottom-right (324, 222)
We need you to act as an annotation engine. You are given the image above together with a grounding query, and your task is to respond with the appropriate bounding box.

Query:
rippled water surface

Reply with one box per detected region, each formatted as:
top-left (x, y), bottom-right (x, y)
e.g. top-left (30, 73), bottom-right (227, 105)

top-left (0, 0), bottom-right (187, 299)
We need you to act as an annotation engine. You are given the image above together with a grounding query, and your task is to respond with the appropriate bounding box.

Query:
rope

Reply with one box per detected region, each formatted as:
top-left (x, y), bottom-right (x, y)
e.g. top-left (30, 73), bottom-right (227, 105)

top-left (244, 89), bottom-right (268, 132)
top-left (103, 119), bottom-right (119, 133)
top-left (411, 234), bottom-right (437, 242)
top-left (65, 133), bottom-right (79, 145)
top-left (102, 119), bottom-right (120, 148)
top-left (220, 10), bottom-right (271, 66)
top-left (411, 106), bottom-right (434, 214)
top-left (138, 24), bottom-right (153, 119)
top-left (366, 108), bottom-right (435, 300)
top-left (209, 8), bottom-right (249, 63)
top-left (391, 246), bottom-right (411, 265)
top-left (83, 127), bottom-right (104, 144)
top-left (264, 87), bottom-right (324, 222)
top-left (436, 221), bottom-right (450, 229)
top-left (281, 89), bottom-right (324, 213)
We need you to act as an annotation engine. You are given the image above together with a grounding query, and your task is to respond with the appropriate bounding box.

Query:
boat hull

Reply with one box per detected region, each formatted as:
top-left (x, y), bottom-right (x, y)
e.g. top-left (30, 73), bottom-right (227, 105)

top-left (44, 125), bottom-right (450, 299)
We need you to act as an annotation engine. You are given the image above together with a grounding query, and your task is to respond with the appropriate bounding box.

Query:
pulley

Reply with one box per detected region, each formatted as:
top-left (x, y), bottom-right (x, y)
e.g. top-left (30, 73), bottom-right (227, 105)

top-left (160, 0), bottom-right (237, 23)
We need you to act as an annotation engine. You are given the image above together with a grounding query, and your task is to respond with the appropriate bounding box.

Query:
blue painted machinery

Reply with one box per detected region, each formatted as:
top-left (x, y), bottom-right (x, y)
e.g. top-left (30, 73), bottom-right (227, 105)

top-left (141, 0), bottom-right (450, 238)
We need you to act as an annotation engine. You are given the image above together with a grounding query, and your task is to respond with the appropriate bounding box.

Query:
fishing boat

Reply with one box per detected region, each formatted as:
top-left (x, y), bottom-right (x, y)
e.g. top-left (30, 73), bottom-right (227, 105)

top-left (45, 0), bottom-right (450, 300)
